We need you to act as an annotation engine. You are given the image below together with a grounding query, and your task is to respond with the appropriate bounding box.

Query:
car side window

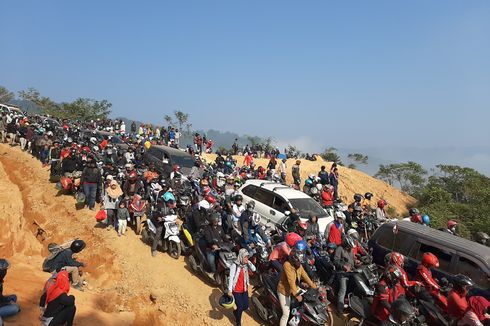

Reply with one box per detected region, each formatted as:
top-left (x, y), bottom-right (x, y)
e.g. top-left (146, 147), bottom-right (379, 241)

top-left (242, 185), bottom-right (258, 198)
top-left (272, 195), bottom-right (286, 213)
top-left (254, 189), bottom-right (274, 207)
top-left (416, 243), bottom-right (452, 272)
top-left (456, 256), bottom-right (490, 289)
top-left (375, 229), bottom-right (415, 256)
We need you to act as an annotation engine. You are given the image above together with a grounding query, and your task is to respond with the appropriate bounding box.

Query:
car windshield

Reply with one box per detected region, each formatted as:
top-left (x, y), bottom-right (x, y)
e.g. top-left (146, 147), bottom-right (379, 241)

top-left (289, 198), bottom-right (326, 218)
top-left (171, 155), bottom-right (194, 168)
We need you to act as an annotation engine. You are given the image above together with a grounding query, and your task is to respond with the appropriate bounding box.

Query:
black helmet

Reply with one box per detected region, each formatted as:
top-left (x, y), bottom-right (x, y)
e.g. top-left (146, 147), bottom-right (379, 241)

top-left (476, 232), bottom-right (489, 245)
top-left (364, 192), bottom-right (373, 200)
top-left (353, 193), bottom-right (362, 203)
top-left (234, 194), bottom-right (243, 202)
top-left (408, 208), bottom-right (419, 216)
top-left (210, 212), bottom-right (221, 224)
top-left (70, 240), bottom-right (86, 253)
top-left (391, 298), bottom-right (414, 321)
top-left (342, 235), bottom-right (356, 249)
top-left (246, 200), bottom-right (255, 211)
top-left (0, 259), bottom-right (10, 270)
top-left (384, 266), bottom-right (403, 285)
top-left (453, 274), bottom-right (474, 290)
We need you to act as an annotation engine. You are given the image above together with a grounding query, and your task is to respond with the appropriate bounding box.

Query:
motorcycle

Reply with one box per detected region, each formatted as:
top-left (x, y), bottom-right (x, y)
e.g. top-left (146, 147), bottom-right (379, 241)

top-left (252, 271), bottom-right (333, 326)
top-left (187, 237), bottom-right (236, 292)
top-left (128, 194), bottom-right (146, 235)
top-left (141, 213), bottom-right (181, 259)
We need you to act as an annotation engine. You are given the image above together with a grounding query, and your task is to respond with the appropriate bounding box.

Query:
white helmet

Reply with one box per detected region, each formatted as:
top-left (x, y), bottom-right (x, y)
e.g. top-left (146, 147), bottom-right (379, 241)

top-left (92, 146), bottom-right (99, 152)
top-left (46, 131), bottom-right (53, 136)
top-left (308, 174), bottom-right (315, 180)
top-left (90, 137), bottom-right (97, 144)
top-left (198, 200), bottom-right (210, 210)
top-left (316, 184), bottom-right (323, 191)
top-left (335, 211), bottom-right (346, 220)
top-left (347, 229), bottom-right (359, 240)
top-left (251, 212), bottom-right (261, 226)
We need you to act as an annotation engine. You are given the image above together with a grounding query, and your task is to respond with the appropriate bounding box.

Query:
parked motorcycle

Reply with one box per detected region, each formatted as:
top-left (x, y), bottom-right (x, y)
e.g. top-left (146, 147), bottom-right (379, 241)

top-left (141, 213), bottom-right (181, 259)
top-left (128, 194), bottom-right (146, 235)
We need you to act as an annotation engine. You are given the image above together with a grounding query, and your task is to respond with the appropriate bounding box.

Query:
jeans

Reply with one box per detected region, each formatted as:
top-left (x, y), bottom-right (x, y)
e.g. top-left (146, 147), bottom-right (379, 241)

top-left (337, 274), bottom-right (349, 312)
top-left (40, 149), bottom-right (49, 164)
top-left (83, 183), bottom-right (97, 209)
top-left (233, 292), bottom-right (249, 326)
top-left (106, 209), bottom-right (116, 228)
top-left (206, 251), bottom-right (217, 273)
top-left (50, 160), bottom-right (60, 176)
top-left (278, 292), bottom-right (291, 326)
top-left (151, 224), bottom-right (164, 252)
top-left (0, 295), bottom-right (20, 318)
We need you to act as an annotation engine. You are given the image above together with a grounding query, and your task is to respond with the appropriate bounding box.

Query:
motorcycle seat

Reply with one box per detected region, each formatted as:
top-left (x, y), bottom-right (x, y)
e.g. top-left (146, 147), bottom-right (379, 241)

top-left (263, 272), bottom-right (280, 292)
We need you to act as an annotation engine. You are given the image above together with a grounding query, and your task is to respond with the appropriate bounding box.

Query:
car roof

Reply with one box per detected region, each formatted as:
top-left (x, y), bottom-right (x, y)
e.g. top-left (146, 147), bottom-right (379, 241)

top-left (382, 220), bottom-right (490, 266)
top-left (150, 145), bottom-right (193, 158)
top-left (242, 179), bottom-right (312, 200)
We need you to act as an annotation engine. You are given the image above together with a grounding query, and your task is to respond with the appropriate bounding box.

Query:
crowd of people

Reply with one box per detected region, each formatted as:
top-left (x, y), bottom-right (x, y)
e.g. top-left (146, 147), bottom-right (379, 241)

top-left (0, 109), bottom-right (489, 326)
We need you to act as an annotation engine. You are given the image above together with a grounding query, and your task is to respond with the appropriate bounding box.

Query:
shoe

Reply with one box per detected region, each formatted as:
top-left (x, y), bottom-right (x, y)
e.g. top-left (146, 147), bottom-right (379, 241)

top-left (118, 234), bottom-right (121, 237)
top-left (72, 283), bottom-right (84, 292)
top-left (89, 207), bottom-right (95, 211)
top-left (151, 251), bottom-right (157, 257)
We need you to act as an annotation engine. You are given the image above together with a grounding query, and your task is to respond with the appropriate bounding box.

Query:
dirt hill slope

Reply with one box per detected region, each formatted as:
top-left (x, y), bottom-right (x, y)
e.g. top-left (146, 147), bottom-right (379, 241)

top-left (203, 154), bottom-right (415, 215)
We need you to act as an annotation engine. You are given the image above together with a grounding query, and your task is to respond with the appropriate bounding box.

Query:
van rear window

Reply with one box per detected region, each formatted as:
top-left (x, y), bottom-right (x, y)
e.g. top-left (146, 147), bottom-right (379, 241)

top-left (374, 228), bottom-right (415, 256)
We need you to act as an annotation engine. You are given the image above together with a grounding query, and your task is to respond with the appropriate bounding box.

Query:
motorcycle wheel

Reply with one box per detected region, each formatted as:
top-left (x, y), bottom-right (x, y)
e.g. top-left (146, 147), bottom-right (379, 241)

top-left (168, 241), bottom-right (181, 259)
top-left (345, 317), bottom-right (363, 326)
top-left (141, 228), bottom-right (149, 244)
top-left (220, 273), bottom-right (229, 293)
top-left (251, 296), bottom-right (269, 322)
top-left (187, 254), bottom-right (198, 272)
top-left (324, 310), bottom-right (334, 326)
top-left (135, 216), bottom-right (142, 235)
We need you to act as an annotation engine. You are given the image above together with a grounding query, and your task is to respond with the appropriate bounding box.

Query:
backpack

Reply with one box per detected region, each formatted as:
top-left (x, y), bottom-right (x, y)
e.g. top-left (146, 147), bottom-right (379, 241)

top-left (42, 240), bottom-right (75, 272)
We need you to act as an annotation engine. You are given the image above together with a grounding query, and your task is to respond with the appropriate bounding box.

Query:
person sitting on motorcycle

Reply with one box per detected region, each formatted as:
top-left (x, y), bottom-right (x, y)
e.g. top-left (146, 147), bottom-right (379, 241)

top-left (447, 274), bottom-right (474, 322)
top-left (268, 232), bottom-right (302, 274)
top-left (305, 214), bottom-right (321, 241)
top-left (0, 259), bottom-right (20, 320)
top-left (203, 213), bottom-right (229, 275)
top-left (123, 171), bottom-right (144, 198)
top-left (188, 200), bottom-right (210, 235)
top-left (381, 297), bottom-right (415, 326)
top-left (376, 199), bottom-right (388, 221)
top-left (277, 248), bottom-right (317, 326)
top-left (321, 185), bottom-right (334, 208)
top-left (231, 195), bottom-right (245, 230)
top-left (385, 252), bottom-right (422, 291)
top-left (143, 163), bottom-right (159, 183)
top-left (372, 266), bottom-right (405, 322)
top-left (333, 235), bottom-right (358, 315)
top-left (464, 296), bottom-right (490, 326)
top-left (150, 196), bottom-right (176, 257)
top-left (441, 219), bottom-right (459, 236)
top-left (169, 164), bottom-right (182, 180)
top-left (61, 148), bottom-right (82, 176)
top-left (49, 240), bottom-right (86, 291)
top-left (239, 201), bottom-right (271, 254)
top-left (324, 211), bottom-right (345, 246)
top-left (361, 192), bottom-right (373, 212)
top-left (416, 252), bottom-right (448, 309)
top-left (346, 229), bottom-right (367, 258)
top-left (302, 174), bottom-right (316, 194)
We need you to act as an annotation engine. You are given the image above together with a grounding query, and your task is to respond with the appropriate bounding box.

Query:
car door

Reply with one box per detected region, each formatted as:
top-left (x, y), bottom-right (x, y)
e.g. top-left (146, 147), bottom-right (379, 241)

top-left (454, 253), bottom-right (490, 300)
top-left (253, 188), bottom-right (275, 223)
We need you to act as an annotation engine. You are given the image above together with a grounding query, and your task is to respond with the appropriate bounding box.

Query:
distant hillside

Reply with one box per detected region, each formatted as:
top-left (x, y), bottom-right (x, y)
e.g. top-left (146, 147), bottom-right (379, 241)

top-left (7, 99), bottom-right (43, 114)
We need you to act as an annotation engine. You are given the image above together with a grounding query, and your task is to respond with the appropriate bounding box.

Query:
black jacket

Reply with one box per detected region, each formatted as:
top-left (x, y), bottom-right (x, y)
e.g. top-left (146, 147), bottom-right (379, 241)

top-left (50, 249), bottom-right (83, 272)
top-left (81, 167), bottom-right (101, 184)
top-left (204, 224), bottom-right (228, 248)
top-left (61, 157), bottom-right (82, 174)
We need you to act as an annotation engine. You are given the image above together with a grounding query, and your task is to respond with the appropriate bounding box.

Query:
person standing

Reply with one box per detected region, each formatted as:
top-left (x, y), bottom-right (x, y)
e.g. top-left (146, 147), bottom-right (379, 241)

top-left (279, 159), bottom-right (287, 183)
top-left (174, 129), bottom-right (180, 147)
top-left (80, 156), bottom-right (101, 210)
top-left (0, 113), bottom-right (7, 143)
top-left (292, 160), bottom-right (301, 187)
top-left (329, 167), bottom-right (339, 200)
top-left (227, 249), bottom-right (256, 326)
top-left (117, 201), bottom-right (130, 236)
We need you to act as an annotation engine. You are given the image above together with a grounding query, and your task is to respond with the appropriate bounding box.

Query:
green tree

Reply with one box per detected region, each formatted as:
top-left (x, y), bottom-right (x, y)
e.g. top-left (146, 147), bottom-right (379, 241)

top-left (348, 153), bottom-right (368, 165)
top-left (375, 161), bottom-right (427, 194)
top-left (320, 147), bottom-right (343, 165)
top-left (286, 145), bottom-right (301, 158)
top-left (173, 110), bottom-right (189, 131)
top-left (0, 86), bottom-right (15, 103)
top-left (164, 114), bottom-right (174, 127)
top-left (18, 87), bottom-right (59, 113)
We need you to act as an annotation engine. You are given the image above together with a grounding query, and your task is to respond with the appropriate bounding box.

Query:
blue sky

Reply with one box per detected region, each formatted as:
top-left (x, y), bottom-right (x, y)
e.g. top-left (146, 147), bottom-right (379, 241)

top-left (2, 1), bottom-right (490, 172)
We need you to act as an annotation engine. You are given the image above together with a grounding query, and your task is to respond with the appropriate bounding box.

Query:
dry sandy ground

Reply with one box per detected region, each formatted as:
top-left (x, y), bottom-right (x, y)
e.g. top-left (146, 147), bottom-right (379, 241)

top-left (202, 154), bottom-right (415, 216)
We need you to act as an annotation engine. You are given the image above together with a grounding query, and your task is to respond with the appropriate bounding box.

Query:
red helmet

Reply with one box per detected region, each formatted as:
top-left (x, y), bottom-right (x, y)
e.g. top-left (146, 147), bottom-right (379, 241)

top-left (128, 171), bottom-right (138, 181)
top-left (447, 220), bottom-right (458, 228)
top-left (285, 232), bottom-right (302, 247)
top-left (378, 200), bottom-right (386, 209)
top-left (390, 252), bottom-right (405, 268)
top-left (410, 214), bottom-right (422, 224)
top-left (204, 195), bottom-right (216, 204)
top-left (173, 164), bottom-right (180, 172)
top-left (421, 252), bottom-right (439, 268)
top-left (202, 186), bottom-right (212, 196)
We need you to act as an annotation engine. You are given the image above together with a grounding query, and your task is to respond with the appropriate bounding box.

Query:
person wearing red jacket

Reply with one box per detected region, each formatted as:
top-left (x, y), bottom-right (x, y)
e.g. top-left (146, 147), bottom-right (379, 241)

top-left (372, 266), bottom-right (405, 322)
top-left (385, 252), bottom-right (422, 290)
top-left (416, 252), bottom-right (448, 309)
top-left (325, 212), bottom-right (345, 246)
top-left (321, 185), bottom-right (334, 207)
top-left (447, 274), bottom-right (473, 321)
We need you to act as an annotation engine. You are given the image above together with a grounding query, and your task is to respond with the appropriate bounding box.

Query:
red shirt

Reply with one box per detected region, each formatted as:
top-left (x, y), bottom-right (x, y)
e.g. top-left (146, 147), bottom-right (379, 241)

top-left (321, 191), bottom-right (334, 206)
top-left (372, 280), bottom-right (405, 321)
top-left (233, 269), bottom-right (246, 293)
top-left (99, 139), bottom-right (108, 150)
top-left (447, 289), bottom-right (468, 320)
top-left (328, 223), bottom-right (343, 246)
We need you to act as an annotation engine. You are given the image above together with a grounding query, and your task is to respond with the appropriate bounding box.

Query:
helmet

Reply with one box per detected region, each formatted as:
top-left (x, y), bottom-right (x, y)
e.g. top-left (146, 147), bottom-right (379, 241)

top-left (384, 266), bottom-right (403, 285)
top-left (422, 215), bottom-right (430, 226)
top-left (76, 192), bottom-right (86, 204)
top-left (353, 193), bottom-right (362, 203)
top-left (335, 211), bottom-right (346, 220)
top-left (377, 200), bottom-right (385, 209)
top-left (296, 220), bottom-right (308, 236)
top-left (0, 259), bottom-right (10, 270)
top-left (316, 184), bottom-right (323, 191)
top-left (326, 243), bottom-right (337, 251)
top-left (163, 192), bottom-right (176, 202)
top-left (204, 195), bottom-right (216, 204)
top-left (475, 232), bottom-right (489, 245)
top-left (408, 208), bottom-right (420, 216)
top-left (342, 235), bottom-right (356, 249)
top-left (295, 240), bottom-right (308, 251)
top-left (70, 240), bottom-right (86, 253)
top-left (448, 220), bottom-right (458, 228)
top-left (347, 229), bottom-right (359, 240)
top-left (421, 252), bottom-right (439, 268)
top-left (198, 200), bottom-right (210, 210)
top-left (246, 201), bottom-right (255, 211)
top-left (173, 164), bottom-right (180, 172)
top-left (285, 232), bottom-right (302, 247)
top-left (234, 194), bottom-right (243, 202)
top-left (305, 179), bottom-right (313, 186)
top-left (46, 131), bottom-right (53, 137)
top-left (288, 248), bottom-right (304, 266)
top-left (219, 294), bottom-right (235, 310)
top-left (364, 192), bottom-right (373, 200)
top-left (128, 171), bottom-right (138, 181)
top-left (308, 174), bottom-right (315, 180)
top-left (251, 212), bottom-right (261, 226)
top-left (410, 214), bottom-right (422, 224)
top-left (210, 212), bottom-right (221, 224)
top-left (390, 252), bottom-right (405, 268)
top-left (453, 274), bottom-right (475, 290)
